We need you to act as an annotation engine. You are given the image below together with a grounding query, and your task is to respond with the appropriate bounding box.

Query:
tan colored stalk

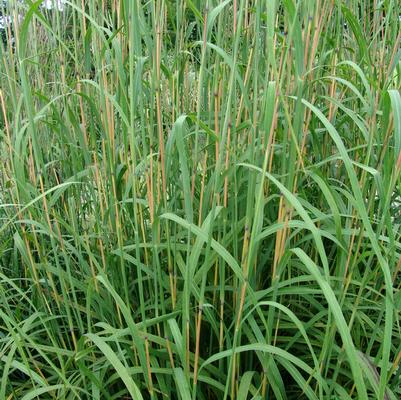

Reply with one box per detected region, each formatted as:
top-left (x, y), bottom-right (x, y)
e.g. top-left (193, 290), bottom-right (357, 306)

top-left (235, 46), bottom-right (254, 128)
top-left (147, 147), bottom-right (155, 224)
top-left (155, 5), bottom-right (166, 197)
top-left (272, 196), bottom-right (285, 280)
top-left (193, 305), bottom-right (203, 385)
top-left (145, 337), bottom-right (154, 396)
top-left (223, 123), bottom-right (231, 208)
top-left (28, 139), bottom-right (36, 187)
top-left (81, 0), bottom-right (87, 35)
top-left (385, 31), bottom-right (401, 82)
top-left (214, 89), bottom-right (220, 163)
top-left (166, 337), bottom-right (175, 368)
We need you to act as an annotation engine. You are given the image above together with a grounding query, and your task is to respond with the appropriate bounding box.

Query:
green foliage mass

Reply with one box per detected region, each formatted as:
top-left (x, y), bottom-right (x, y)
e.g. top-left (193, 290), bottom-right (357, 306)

top-left (0, 0), bottom-right (401, 399)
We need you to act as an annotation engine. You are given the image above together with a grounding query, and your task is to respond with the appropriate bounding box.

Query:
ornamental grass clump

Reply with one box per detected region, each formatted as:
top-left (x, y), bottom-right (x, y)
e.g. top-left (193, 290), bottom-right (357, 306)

top-left (0, 1), bottom-right (401, 399)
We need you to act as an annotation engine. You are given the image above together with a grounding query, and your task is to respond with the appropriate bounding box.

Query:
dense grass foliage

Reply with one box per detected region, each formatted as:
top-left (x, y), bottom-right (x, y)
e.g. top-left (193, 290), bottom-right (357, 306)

top-left (0, 0), bottom-right (401, 398)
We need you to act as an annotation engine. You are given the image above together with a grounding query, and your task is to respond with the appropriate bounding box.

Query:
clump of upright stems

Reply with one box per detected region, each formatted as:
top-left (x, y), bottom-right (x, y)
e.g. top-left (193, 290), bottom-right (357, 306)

top-left (0, 1), bottom-right (400, 399)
